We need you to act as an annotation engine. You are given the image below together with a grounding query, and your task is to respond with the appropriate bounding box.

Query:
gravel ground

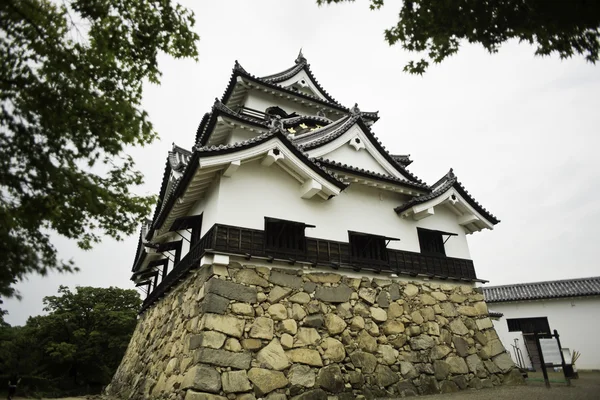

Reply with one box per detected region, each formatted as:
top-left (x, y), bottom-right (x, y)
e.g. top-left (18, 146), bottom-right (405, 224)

top-left (16, 371), bottom-right (600, 400)
top-left (420, 371), bottom-right (600, 400)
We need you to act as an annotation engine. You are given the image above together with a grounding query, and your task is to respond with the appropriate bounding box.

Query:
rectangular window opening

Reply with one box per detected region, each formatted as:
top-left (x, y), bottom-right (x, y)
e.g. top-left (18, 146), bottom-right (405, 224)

top-left (349, 231), bottom-right (390, 262)
top-left (189, 215), bottom-right (203, 248)
top-left (507, 317), bottom-right (551, 335)
top-left (417, 228), bottom-right (446, 256)
top-left (264, 217), bottom-right (312, 256)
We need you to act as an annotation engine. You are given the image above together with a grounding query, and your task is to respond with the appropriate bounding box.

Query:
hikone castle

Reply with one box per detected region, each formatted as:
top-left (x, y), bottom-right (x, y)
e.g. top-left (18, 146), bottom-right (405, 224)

top-left (107, 52), bottom-right (522, 400)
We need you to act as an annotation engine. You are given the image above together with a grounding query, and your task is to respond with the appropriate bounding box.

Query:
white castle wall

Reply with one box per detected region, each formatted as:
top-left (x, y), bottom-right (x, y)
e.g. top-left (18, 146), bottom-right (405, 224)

top-left (214, 160), bottom-right (472, 259)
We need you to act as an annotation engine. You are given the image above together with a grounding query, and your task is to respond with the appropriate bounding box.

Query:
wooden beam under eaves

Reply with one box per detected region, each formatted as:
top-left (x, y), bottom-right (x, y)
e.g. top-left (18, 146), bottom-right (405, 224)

top-left (223, 160), bottom-right (241, 177)
top-left (300, 179), bottom-right (322, 199)
top-left (261, 148), bottom-right (284, 167)
top-left (458, 214), bottom-right (479, 226)
top-left (413, 207), bottom-right (434, 221)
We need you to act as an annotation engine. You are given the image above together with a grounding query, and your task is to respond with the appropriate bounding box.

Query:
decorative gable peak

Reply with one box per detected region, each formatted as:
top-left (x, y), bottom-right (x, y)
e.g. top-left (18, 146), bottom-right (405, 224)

top-left (295, 48), bottom-right (307, 65)
top-left (260, 50), bottom-right (340, 105)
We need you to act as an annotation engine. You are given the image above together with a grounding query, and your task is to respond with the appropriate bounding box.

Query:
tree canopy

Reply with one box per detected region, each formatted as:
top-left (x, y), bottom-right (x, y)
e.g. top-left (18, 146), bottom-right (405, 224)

top-left (0, 0), bottom-right (199, 298)
top-left (318, 0), bottom-right (600, 74)
top-left (0, 286), bottom-right (140, 396)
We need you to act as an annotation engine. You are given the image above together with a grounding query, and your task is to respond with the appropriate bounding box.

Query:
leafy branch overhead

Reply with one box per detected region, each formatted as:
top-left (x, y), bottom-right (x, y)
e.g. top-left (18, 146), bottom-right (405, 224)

top-left (318, 0), bottom-right (600, 74)
top-left (0, 0), bottom-right (199, 297)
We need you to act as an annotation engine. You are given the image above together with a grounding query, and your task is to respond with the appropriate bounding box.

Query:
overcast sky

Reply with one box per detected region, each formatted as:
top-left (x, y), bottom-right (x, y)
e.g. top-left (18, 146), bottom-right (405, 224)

top-left (4, 0), bottom-right (600, 326)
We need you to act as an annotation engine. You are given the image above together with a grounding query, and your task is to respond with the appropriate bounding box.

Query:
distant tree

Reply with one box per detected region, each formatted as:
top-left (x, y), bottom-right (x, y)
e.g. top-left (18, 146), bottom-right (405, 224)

top-left (0, 286), bottom-right (140, 393)
top-left (35, 286), bottom-right (141, 385)
top-left (0, 0), bottom-right (199, 298)
top-left (318, 0), bottom-right (600, 74)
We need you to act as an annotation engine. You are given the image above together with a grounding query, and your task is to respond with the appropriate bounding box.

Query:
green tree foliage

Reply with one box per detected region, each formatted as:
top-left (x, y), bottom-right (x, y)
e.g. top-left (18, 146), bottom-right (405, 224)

top-left (0, 286), bottom-right (140, 395)
top-left (0, 0), bottom-right (199, 298)
top-left (318, 0), bottom-right (600, 74)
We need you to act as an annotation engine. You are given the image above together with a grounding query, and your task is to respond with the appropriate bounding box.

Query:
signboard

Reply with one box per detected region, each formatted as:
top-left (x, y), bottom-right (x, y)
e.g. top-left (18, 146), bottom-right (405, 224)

top-left (540, 338), bottom-right (562, 365)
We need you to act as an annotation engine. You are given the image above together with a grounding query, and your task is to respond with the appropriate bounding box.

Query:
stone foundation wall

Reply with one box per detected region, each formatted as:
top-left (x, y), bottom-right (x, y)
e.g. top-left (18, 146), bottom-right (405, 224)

top-left (107, 263), bottom-right (522, 400)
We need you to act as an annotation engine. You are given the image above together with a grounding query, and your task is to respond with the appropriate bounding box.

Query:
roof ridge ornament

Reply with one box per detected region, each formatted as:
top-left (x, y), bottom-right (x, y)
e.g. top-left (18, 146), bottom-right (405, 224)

top-left (233, 60), bottom-right (248, 74)
top-left (295, 48), bottom-right (307, 65)
top-left (447, 168), bottom-right (456, 180)
top-left (350, 103), bottom-right (361, 116)
top-left (269, 115), bottom-right (285, 133)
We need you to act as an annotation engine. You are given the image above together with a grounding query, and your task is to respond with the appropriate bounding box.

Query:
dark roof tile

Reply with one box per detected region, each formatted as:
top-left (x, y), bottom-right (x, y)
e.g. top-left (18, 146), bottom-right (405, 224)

top-left (260, 50), bottom-right (342, 105)
top-left (313, 157), bottom-right (429, 191)
top-left (484, 277), bottom-right (600, 303)
top-left (394, 169), bottom-right (500, 225)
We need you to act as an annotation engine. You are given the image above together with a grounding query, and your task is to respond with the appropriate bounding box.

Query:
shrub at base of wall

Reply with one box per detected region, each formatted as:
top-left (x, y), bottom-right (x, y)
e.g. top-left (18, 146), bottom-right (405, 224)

top-left (106, 263), bottom-right (523, 400)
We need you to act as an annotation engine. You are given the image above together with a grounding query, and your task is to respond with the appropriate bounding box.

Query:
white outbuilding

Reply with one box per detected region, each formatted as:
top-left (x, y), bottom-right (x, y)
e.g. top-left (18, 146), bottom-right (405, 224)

top-left (484, 277), bottom-right (600, 371)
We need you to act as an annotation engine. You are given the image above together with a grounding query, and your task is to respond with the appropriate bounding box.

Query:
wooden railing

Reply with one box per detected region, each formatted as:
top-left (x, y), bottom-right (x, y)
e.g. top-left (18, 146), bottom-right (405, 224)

top-left (140, 223), bottom-right (478, 312)
top-left (210, 224), bottom-right (477, 279)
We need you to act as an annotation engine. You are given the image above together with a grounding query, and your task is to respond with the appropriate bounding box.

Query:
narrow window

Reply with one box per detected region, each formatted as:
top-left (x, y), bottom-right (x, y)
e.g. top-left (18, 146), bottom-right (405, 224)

top-left (190, 223), bottom-right (202, 247)
top-left (349, 231), bottom-right (389, 262)
top-left (170, 214), bottom-right (203, 248)
top-left (417, 228), bottom-right (446, 256)
top-left (265, 217), bottom-right (312, 256)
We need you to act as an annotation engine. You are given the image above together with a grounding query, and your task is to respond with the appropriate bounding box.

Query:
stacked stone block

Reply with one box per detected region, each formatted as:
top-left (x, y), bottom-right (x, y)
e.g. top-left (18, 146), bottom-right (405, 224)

top-left (107, 263), bottom-right (523, 400)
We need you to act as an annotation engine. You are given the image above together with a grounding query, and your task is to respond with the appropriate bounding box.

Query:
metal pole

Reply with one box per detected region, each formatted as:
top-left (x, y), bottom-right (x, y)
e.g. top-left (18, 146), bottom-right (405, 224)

top-left (511, 344), bottom-right (522, 369)
top-left (554, 329), bottom-right (571, 386)
top-left (534, 332), bottom-right (550, 388)
top-left (514, 338), bottom-right (524, 369)
top-left (517, 347), bottom-right (525, 371)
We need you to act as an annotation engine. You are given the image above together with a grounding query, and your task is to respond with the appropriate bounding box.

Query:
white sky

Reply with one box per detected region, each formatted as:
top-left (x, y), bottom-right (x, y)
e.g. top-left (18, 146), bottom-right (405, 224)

top-left (4, 0), bottom-right (600, 326)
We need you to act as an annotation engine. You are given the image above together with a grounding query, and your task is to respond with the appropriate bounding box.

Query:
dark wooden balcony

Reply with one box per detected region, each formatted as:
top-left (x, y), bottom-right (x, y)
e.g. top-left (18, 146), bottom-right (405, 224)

top-left (140, 223), bottom-right (480, 312)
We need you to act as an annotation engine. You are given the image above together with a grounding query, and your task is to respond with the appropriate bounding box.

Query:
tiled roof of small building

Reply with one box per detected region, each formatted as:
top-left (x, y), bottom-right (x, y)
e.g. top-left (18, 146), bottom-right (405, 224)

top-left (483, 276), bottom-right (600, 303)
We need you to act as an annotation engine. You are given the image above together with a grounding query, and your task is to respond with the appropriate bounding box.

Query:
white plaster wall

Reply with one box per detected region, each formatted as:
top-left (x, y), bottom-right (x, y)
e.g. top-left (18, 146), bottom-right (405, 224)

top-left (321, 143), bottom-right (391, 176)
top-left (275, 70), bottom-right (326, 101)
top-left (188, 176), bottom-right (221, 239)
top-left (212, 160), bottom-right (472, 259)
top-left (228, 127), bottom-right (263, 144)
top-left (490, 297), bottom-right (600, 370)
top-left (243, 91), bottom-right (322, 118)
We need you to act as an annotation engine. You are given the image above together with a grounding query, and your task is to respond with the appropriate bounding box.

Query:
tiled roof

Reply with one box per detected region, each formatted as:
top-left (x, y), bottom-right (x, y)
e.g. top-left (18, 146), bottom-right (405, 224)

top-left (295, 113), bottom-right (425, 185)
top-left (132, 219), bottom-right (152, 272)
top-left (283, 115), bottom-right (333, 127)
top-left (150, 126), bottom-right (349, 236)
top-left (218, 60), bottom-right (380, 123)
top-left (294, 114), bottom-right (358, 148)
top-left (394, 169), bottom-right (500, 225)
top-left (313, 157), bottom-right (430, 191)
top-left (168, 144), bottom-right (192, 172)
top-left (392, 154), bottom-right (413, 167)
top-left (224, 61), bottom-right (346, 111)
top-left (483, 277), bottom-right (600, 303)
top-left (195, 99), bottom-right (270, 146)
top-left (194, 131), bottom-right (275, 154)
top-left (260, 50), bottom-right (342, 105)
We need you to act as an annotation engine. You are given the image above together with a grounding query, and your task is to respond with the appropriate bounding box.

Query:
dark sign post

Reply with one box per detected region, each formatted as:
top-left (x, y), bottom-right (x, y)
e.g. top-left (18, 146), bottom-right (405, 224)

top-left (554, 330), bottom-right (571, 387)
top-left (533, 332), bottom-right (551, 388)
